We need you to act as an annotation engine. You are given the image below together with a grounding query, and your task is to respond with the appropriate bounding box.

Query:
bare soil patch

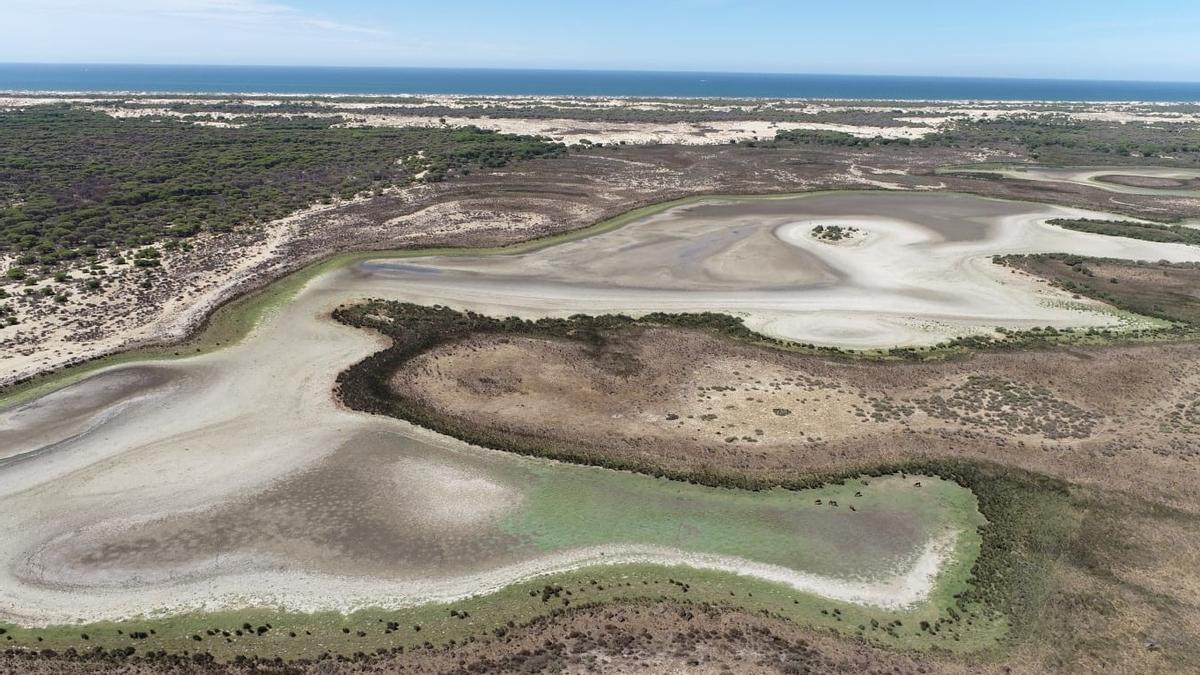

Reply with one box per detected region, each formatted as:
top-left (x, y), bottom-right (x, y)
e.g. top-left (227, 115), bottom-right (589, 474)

top-left (42, 432), bottom-right (528, 583)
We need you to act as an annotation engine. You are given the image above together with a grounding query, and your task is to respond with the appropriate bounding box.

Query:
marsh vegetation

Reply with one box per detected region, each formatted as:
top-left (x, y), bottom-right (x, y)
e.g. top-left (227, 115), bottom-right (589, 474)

top-left (1047, 218), bottom-right (1200, 246)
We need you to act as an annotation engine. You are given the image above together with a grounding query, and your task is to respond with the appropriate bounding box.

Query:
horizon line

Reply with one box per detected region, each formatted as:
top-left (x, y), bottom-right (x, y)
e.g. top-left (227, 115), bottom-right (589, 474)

top-left (3, 62), bottom-right (1200, 87)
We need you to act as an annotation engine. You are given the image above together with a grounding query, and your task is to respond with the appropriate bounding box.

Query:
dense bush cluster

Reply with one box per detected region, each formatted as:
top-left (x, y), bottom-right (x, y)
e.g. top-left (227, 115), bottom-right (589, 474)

top-left (772, 129), bottom-right (913, 147)
top-left (922, 115), bottom-right (1200, 160)
top-left (1047, 218), bottom-right (1200, 246)
top-left (774, 115), bottom-right (1200, 162)
top-left (811, 224), bottom-right (860, 241)
top-left (0, 106), bottom-right (564, 261)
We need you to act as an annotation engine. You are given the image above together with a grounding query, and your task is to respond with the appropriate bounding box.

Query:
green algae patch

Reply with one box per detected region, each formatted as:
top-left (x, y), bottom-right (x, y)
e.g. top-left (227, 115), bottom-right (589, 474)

top-left (504, 471), bottom-right (980, 581)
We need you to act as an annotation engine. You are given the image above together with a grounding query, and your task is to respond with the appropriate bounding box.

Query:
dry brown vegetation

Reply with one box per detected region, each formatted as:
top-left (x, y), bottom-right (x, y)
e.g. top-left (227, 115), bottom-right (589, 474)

top-left (0, 601), bottom-right (972, 675)
top-left (396, 327), bottom-right (1200, 511)
top-left (1000, 255), bottom-right (1200, 326)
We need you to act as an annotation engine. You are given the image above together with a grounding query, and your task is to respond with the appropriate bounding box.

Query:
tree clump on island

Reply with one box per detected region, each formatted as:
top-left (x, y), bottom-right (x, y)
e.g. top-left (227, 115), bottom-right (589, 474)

top-left (811, 224), bottom-right (860, 241)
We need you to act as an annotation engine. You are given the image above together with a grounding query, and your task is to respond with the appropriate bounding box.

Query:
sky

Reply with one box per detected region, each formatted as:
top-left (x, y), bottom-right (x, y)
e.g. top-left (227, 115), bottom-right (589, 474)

top-left (4, 0), bottom-right (1200, 82)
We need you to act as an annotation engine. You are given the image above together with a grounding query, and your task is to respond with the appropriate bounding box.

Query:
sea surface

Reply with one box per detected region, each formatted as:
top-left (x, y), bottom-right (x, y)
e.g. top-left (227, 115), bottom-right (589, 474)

top-left (1, 64), bottom-right (1199, 101)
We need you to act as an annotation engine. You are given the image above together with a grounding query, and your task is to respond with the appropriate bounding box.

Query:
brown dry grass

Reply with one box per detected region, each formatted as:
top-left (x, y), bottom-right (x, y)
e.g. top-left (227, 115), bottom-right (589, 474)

top-left (0, 601), bottom-right (974, 675)
top-left (383, 321), bottom-right (1200, 673)
top-left (398, 327), bottom-right (1200, 512)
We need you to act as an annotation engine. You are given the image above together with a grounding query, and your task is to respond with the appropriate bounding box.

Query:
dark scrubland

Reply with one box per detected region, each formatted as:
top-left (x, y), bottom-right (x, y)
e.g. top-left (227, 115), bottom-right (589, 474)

top-left (0, 106), bottom-right (564, 260)
top-left (1046, 218), bottom-right (1200, 246)
top-left (129, 98), bottom-right (935, 126)
top-left (772, 128), bottom-right (919, 148)
top-left (774, 115), bottom-right (1200, 165)
top-left (921, 116), bottom-right (1200, 164)
top-left (46, 96), bottom-right (1200, 152)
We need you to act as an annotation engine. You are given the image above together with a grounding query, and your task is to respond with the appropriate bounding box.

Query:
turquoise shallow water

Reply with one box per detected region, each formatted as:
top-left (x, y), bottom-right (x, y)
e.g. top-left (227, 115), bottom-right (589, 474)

top-left (2, 64), bottom-right (1198, 101)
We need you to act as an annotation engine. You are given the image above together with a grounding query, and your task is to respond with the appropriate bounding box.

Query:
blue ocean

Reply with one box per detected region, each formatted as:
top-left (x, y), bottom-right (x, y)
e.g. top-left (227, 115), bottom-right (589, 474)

top-left (1, 63), bottom-right (1198, 101)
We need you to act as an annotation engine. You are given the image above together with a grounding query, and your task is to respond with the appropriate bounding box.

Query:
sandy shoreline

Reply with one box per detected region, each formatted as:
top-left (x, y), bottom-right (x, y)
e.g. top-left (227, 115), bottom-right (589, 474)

top-left (2, 535), bottom-right (958, 627)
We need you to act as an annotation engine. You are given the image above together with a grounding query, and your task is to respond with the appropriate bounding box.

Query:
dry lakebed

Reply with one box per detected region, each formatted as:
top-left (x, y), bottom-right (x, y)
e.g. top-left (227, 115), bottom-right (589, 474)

top-left (3, 189), bottom-right (1199, 659)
